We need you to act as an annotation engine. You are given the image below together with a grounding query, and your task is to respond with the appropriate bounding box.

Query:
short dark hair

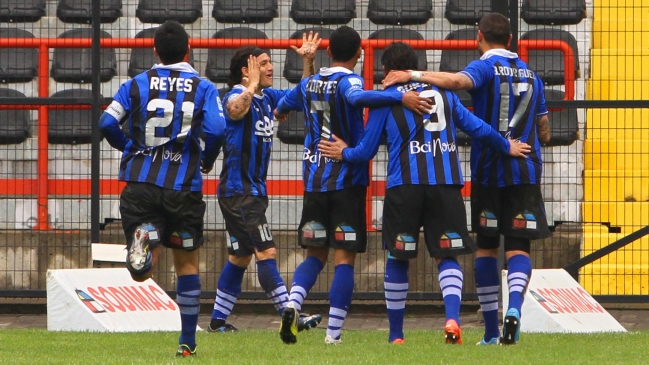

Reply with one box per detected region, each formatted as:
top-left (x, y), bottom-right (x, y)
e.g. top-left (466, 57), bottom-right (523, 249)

top-left (381, 42), bottom-right (420, 73)
top-left (227, 46), bottom-right (269, 88)
top-left (478, 13), bottom-right (511, 46)
top-left (154, 21), bottom-right (189, 64)
top-left (329, 26), bottom-right (361, 62)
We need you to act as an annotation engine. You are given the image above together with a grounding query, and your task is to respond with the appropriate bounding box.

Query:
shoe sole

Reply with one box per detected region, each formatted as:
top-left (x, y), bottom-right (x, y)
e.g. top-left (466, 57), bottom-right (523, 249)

top-left (501, 315), bottom-right (519, 345)
top-left (280, 307), bottom-right (298, 344)
top-left (444, 330), bottom-right (462, 345)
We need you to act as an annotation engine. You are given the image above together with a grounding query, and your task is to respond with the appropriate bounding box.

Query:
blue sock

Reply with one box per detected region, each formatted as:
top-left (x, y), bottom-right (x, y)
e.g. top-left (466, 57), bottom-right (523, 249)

top-left (211, 261), bottom-right (246, 322)
top-left (507, 254), bottom-right (532, 314)
top-left (288, 256), bottom-right (324, 311)
top-left (438, 258), bottom-right (463, 324)
top-left (384, 257), bottom-right (409, 342)
top-left (327, 264), bottom-right (354, 340)
top-left (256, 259), bottom-right (289, 315)
top-left (176, 274), bottom-right (201, 347)
top-left (475, 256), bottom-right (500, 341)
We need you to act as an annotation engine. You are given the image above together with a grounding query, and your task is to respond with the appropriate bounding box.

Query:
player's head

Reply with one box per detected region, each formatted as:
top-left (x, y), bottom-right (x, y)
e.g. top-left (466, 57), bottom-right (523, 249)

top-left (228, 46), bottom-right (273, 89)
top-left (477, 13), bottom-right (512, 54)
top-left (381, 42), bottom-right (420, 75)
top-left (328, 26), bottom-right (361, 64)
top-left (153, 21), bottom-right (189, 65)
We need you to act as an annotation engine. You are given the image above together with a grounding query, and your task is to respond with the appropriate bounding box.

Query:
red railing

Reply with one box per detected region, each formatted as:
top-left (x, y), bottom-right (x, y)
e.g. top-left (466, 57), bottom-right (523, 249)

top-left (0, 37), bottom-right (575, 230)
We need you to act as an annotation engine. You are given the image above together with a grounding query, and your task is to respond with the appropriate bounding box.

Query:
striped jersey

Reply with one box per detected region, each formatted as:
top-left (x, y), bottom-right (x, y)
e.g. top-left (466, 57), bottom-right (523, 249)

top-left (218, 85), bottom-right (289, 197)
top-left (341, 82), bottom-right (510, 189)
top-left (276, 66), bottom-right (403, 192)
top-left (102, 62), bottom-right (225, 191)
top-left (461, 48), bottom-right (548, 187)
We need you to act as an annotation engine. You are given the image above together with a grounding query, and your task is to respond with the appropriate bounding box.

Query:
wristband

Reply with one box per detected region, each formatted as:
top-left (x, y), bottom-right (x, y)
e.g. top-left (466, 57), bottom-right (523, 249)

top-left (410, 70), bottom-right (422, 81)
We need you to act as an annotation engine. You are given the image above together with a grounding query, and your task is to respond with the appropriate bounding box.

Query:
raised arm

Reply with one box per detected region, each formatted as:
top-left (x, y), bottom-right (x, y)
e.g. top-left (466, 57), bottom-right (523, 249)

top-left (226, 55), bottom-right (260, 121)
top-left (291, 31), bottom-right (321, 80)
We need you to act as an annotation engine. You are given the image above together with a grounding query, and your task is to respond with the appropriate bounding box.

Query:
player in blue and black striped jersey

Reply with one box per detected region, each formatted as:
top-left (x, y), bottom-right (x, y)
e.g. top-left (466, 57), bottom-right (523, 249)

top-left (318, 42), bottom-right (530, 345)
top-left (275, 25), bottom-right (432, 345)
top-left (98, 21), bottom-right (225, 357)
top-left (383, 13), bottom-right (553, 346)
top-left (209, 34), bottom-right (323, 335)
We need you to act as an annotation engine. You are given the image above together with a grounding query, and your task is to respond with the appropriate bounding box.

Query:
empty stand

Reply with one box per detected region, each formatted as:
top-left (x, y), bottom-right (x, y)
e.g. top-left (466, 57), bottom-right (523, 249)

top-left (521, 0), bottom-right (586, 25)
top-left (283, 27), bottom-right (333, 84)
top-left (128, 27), bottom-right (196, 78)
top-left (277, 111), bottom-right (305, 145)
top-left (520, 28), bottom-right (580, 86)
top-left (136, 0), bottom-right (202, 24)
top-left (0, 0), bottom-right (45, 22)
top-left (0, 29), bottom-right (38, 83)
top-left (544, 89), bottom-right (577, 146)
top-left (212, 0), bottom-right (277, 23)
top-left (57, 0), bottom-right (122, 24)
top-left (444, 0), bottom-right (491, 25)
top-left (439, 28), bottom-right (479, 73)
top-left (368, 28), bottom-right (428, 84)
top-left (51, 29), bottom-right (117, 83)
top-left (290, 0), bottom-right (355, 25)
top-left (367, 0), bottom-right (432, 25)
top-left (205, 28), bottom-right (269, 83)
top-left (48, 89), bottom-right (98, 144)
top-left (0, 89), bottom-right (31, 145)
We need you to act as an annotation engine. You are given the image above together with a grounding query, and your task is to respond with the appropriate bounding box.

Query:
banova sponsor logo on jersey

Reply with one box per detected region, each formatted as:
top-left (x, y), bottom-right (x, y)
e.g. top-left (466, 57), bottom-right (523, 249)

top-left (255, 116), bottom-right (274, 142)
top-left (303, 148), bottom-right (338, 165)
top-left (409, 89), bottom-right (456, 155)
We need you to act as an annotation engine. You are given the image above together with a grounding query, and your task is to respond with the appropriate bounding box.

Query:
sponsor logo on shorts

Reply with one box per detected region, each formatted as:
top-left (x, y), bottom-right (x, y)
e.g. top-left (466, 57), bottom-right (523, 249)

top-left (334, 225), bottom-right (356, 241)
top-left (479, 211), bottom-right (498, 228)
top-left (76, 288), bottom-right (106, 314)
top-left (512, 212), bottom-right (537, 230)
top-left (170, 231), bottom-right (193, 248)
top-left (440, 232), bottom-right (464, 249)
top-left (302, 221), bottom-right (327, 239)
top-left (226, 233), bottom-right (239, 251)
top-left (394, 234), bottom-right (416, 251)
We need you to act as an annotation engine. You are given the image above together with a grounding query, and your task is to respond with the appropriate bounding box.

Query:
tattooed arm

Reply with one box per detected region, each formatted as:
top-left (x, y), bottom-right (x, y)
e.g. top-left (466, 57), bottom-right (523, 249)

top-left (226, 55), bottom-right (261, 121)
top-left (537, 114), bottom-right (551, 144)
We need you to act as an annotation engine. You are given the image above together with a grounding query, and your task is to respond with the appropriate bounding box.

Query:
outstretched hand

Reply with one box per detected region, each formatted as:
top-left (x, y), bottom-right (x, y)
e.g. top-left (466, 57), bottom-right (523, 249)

top-left (382, 70), bottom-right (412, 88)
top-left (318, 134), bottom-right (347, 161)
top-left (507, 139), bottom-right (531, 158)
top-left (292, 31), bottom-right (321, 61)
top-left (402, 91), bottom-right (433, 116)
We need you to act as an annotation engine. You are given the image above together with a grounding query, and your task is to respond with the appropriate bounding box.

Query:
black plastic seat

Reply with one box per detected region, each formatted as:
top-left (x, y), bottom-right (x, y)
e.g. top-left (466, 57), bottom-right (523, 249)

top-left (0, 89), bottom-right (31, 145)
top-left (369, 28), bottom-right (428, 84)
top-left (57, 0), bottom-right (122, 24)
top-left (213, 0), bottom-right (277, 23)
top-left (522, 0), bottom-right (586, 25)
top-left (290, 0), bottom-right (355, 25)
top-left (205, 28), bottom-right (269, 83)
top-left (51, 29), bottom-right (117, 83)
top-left (444, 0), bottom-right (491, 25)
top-left (439, 28), bottom-right (479, 74)
top-left (520, 28), bottom-right (580, 86)
top-left (49, 89), bottom-right (99, 144)
top-left (544, 89), bottom-right (577, 146)
top-left (367, 0), bottom-right (432, 25)
top-left (136, 0), bottom-right (202, 24)
top-left (0, 29), bottom-right (38, 83)
top-left (0, 0), bottom-right (45, 22)
top-left (283, 27), bottom-right (333, 84)
top-left (277, 112), bottom-right (305, 145)
top-left (128, 27), bottom-right (195, 78)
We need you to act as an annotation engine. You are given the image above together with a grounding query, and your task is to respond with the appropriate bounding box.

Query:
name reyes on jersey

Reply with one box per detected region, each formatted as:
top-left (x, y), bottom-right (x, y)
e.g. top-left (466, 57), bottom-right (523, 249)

top-left (149, 77), bottom-right (193, 92)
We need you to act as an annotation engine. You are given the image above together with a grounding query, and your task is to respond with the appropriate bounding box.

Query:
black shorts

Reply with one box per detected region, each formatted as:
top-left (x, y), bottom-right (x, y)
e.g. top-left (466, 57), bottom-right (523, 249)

top-left (219, 195), bottom-right (275, 257)
top-left (298, 186), bottom-right (368, 253)
top-left (119, 182), bottom-right (205, 252)
top-left (382, 184), bottom-right (476, 260)
top-left (471, 183), bottom-right (552, 241)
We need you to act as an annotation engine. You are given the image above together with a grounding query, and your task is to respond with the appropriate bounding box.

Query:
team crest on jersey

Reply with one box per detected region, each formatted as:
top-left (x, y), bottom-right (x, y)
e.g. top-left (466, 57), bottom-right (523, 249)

top-left (479, 211), bottom-right (498, 228)
top-left (170, 231), bottom-right (193, 248)
top-left (302, 221), bottom-right (327, 239)
top-left (439, 232), bottom-right (463, 249)
top-left (76, 289), bottom-right (106, 314)
top-left (334, 225), bottom-right (356, 241)
top-left (512, 212), bottom-right (537, 230)
top-left (226, 233), bottom-right (239, 251)
top-left (394, 234), bottom-right (416, 251)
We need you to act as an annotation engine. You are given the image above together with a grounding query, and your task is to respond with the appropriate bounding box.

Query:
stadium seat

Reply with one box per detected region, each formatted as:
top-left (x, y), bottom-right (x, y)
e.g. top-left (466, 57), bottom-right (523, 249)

top-left (48, 89), bottom-right (98, 144)
top-left (218, 86), bottom-right (231, 102)
top-left (520, 28), bottom-right (580, 86)
top-left (367, 0), bottom-right (432, 25)
top-left (0, 89), bottom-right (31, 145)
top-left (544, 89), bottom-right (577, 146)
top-left (521, 0), bottom-right (586, 26)
top-left (51, 29), bottom-right (117, 83)
top-left (290, 0), bottom-right (355, 25)
top-left (439, 28), bottom-right (479, 73)
top-left (283, 27), bottom-right (333, 84)
top-left (277, 111), bottom-right (305, 145)
top-left (212, 0), bottom-right (277, 23)
top-left (128, 27), bottom-right (196, 78)
top-left (0, 0), bottom-right (45, 23)
top-left (444, 0), bottom-right (492, 25)
top-left (57, 0), bottom-right (122, 24)
top-left (0, 29), bottom-right (38, 83)
top-left (136, 0), bottom-right (202, 24)
top-left (205, 28), bottom-right (269, 83)
top-left (369, 29), bottom-right (428, 84)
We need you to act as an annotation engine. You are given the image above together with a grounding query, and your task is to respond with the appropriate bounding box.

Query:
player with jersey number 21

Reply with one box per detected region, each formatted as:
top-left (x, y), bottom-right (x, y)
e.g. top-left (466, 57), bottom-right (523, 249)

top-left (98, 21), bottom-right (226, 357)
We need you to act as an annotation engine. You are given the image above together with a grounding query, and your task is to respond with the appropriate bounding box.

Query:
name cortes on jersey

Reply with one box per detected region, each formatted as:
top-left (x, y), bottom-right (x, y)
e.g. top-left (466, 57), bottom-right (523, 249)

top-left (306, 79), bottom-right (338, 94)
top-left (149, 76), bottom-right (194, 92)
